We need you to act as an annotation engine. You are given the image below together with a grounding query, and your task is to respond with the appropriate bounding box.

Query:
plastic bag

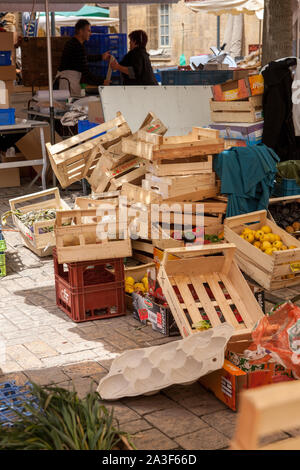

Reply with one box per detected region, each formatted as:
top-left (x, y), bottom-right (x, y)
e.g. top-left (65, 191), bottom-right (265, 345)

top-left (252, 302), bottom-right (300, 378)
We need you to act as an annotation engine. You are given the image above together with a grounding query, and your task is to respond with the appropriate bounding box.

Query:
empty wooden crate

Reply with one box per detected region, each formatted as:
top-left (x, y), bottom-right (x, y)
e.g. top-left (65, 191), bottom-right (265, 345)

top-left (9, 187), bottom-right (70, 257)
top-left (224, 210), bottom-right (300, 290)
top-left (157, 244), bottom-right (264, 338)
top-left (46, 112), bottom-right (131, 188)
top-left (55, 208), bottom-right (132, 264)
top-left (210, 96), bottom-right (263, 123)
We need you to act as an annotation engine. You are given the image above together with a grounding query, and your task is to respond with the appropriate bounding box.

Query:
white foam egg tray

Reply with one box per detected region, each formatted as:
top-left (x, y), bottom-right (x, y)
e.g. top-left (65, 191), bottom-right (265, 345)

top-left (97, 323), bottom-right (234, 400)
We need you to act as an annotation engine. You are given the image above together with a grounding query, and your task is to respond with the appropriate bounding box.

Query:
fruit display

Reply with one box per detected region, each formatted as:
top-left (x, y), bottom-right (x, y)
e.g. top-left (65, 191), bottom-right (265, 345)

top-left (240, 225), bottom-right (297, 256)
top-left (269, 201), bottom-right (300, 236)
top-left (125, 275), bottom-right (149, 294)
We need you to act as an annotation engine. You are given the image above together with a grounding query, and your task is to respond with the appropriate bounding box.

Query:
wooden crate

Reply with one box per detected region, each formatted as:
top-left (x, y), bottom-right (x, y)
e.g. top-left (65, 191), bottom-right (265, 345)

top-left (93, 158), bottom-right (147, 193)
top-left (269, 195), bottom-right (300, 239)
top-left (142, 173), bottom-right (218, 202)
top-left (46, 113), bottom-right (131, 188)
top-left (154, 200), bottom-right (226, 228)
top-left (231, 381), bottom-right (300, 450)
top-left (120, 182), bottom-right (162, 205)
top-left (9, 188), bottom-right (70, 257)
top-left (157, 244), bottom-right (264, 338)
top-left (224, 210), bottom-right (300, 291)
top-left (122, 127), bottom-right (224, 168)
top-left (210, 96), bottom-right (263, 123)
top-left (55, 208), bottom-right (132, 264)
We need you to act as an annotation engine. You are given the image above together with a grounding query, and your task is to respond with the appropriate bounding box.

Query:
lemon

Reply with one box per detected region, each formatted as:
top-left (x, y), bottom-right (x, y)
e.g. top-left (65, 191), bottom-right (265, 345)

top-left (273, 234), bottom-right (281, 242)
top-left (254, 230), bottom-right (265, 240)
top-left (142, 276), bottom-right (149, 291)
top-left (125, 276), bottom-right (135, 286)
top-left (262, 241), bottom-right (272, 251)
top-left (134, 283), bottom-right (145, 293)
top-left (268, 233), bottom-right (276, 243)
top-left (244, 233), bottom-right (255, 244)
top-left (261, 225), bottom-right (272, 234)
top-left (243, 228), bottom-right (253, 235)
top-left (289, 246), bottom-right (297, 250)
top-left (254, 241), bottom-right (261, 249)
top-left (273, 241), bottom-right (283, 250)
top-left (281, 245), bottom-right (288, 250)
top-left (125, 285), bottom-right (134, 294)
top-left (265, 247), bottom-right (274, 255)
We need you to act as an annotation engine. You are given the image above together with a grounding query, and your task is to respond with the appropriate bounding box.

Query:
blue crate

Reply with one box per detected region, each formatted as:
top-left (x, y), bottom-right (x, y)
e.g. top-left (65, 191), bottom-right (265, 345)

top-left (0, 108), bottom-right (15, 125)
top-left (161, 70), bottom-right (234, 86)
top-left (78, 120), bottom-right (106, 139)
top-left (60, 26), bottom-right (109, 37)
top-left (0, 381), bottom-right (37, 427)
top-left (273, 178), bottom-right (300, 197)
top-left (0, 51), bottom-right (11, 66)
top-left (88, 63), bottom-right (122, 85)
top-left (85, 33), bottom-right (127, 60)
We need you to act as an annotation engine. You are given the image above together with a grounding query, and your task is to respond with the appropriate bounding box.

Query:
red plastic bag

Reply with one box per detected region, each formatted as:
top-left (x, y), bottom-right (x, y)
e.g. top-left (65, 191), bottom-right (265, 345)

top-left (252, 303), bottom-right (300, 378)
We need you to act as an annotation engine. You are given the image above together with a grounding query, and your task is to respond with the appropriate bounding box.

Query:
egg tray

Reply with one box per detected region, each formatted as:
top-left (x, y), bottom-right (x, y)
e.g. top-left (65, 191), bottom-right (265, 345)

top-left (97, 323), bottom-right (234, 400)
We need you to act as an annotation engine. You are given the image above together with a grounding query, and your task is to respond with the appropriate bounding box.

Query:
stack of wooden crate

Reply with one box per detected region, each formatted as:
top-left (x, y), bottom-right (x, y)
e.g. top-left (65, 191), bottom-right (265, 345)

top-left (122, 127), bottom-right (224, 202)
top-left (210, 74), bottom-right (264, 149)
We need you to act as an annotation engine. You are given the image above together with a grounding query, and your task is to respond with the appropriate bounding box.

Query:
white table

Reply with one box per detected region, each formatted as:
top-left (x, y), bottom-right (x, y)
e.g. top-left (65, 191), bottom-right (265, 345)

top-left (0, 119), bottom-right (49, 190)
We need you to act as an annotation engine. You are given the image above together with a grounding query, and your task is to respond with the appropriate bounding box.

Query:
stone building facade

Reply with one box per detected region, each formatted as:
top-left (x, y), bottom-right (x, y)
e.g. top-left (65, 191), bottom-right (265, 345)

top-left (110, 1), bottom-right (261, 66)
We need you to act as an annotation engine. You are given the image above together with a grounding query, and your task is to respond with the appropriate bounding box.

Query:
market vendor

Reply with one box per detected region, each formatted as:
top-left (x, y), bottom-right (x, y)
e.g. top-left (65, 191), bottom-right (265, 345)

top-left (55, 19), bottom-right (110, 96)
top-left (110, 30), bottom-right (158, 86)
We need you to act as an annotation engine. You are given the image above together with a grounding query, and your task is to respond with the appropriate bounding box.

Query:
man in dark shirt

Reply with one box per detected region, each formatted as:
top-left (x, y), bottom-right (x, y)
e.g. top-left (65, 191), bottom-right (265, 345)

top-left (56, 19), bottom-right (110, 96)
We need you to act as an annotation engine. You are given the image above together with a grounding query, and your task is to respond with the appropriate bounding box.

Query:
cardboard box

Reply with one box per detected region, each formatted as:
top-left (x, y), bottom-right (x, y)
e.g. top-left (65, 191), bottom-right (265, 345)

top-left (212, 74), bottom-right (264, 102)
top-left (0, 65), bottom-right (16, 81)
top-left (0, 32), bottom-right (14, 51)
top-left (132, 291), bottom-right (180, 337)
top-left (200, 359), bottom-right (274, 411)
top-left (0, 168), bottom-right (20, 187)
top-left (209, 121), bottom-right (264, 145)
top-left (16, 127), bottom-right (62, 174)
top-left (88, 100), bottom-right (104, 124)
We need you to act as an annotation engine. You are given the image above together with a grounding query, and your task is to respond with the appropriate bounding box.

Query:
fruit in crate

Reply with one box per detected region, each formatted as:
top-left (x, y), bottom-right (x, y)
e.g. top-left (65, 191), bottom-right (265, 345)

top-left (241, 226), bottom-right (297, 256)
top-left (269, 201), bottom-right (300, 234)
top-left (125, 275), bottom-right (149, 294)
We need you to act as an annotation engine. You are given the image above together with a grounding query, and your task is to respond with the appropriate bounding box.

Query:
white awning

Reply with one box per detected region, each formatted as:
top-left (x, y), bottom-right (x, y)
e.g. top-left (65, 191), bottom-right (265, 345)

top-left (185, 0), bottom-right (264, 19)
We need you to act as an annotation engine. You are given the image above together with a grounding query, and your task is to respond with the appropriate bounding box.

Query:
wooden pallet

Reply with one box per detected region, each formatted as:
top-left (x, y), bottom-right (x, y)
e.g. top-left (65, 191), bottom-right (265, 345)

top-left (122, 127), bottom-right (224, 165)
top-left (231, 381), bottom-right (300, 450)
top-left (142, 173), bottom-right (218, 201)
top-left (9, 188), bottom-right (70, 256)
top-left (157, 244), bottom-right (264, 338)
top-left (46, 112), bottom-right (131, 188)
top-left (210, 96), bottom-right (263, 123)
top-left (224, 210), bottom-right (300, 291)
top-left (55, 208), bottom-right (132, 263)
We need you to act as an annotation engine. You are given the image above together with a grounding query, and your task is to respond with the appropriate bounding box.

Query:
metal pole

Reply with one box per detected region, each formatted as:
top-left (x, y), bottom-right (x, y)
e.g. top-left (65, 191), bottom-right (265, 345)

top-left (217, 15), bottom-right (220, 49)
top-left (45, 0), bottom-right (55, 146)
top-left (119, 3), bottom-right (128, 35)
top-left (259, 19), bottom-right (262, 63)
top-left (51, 11), bottom-right (56, 37)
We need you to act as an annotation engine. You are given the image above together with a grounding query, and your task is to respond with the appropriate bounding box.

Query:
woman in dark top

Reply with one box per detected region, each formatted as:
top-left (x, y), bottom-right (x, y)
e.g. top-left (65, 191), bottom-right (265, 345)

top-left (110, 30), bottom-right (158, 86)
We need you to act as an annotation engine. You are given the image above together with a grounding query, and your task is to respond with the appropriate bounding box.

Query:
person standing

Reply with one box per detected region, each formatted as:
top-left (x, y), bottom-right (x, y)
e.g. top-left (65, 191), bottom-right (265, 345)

top-left (110, 30), bottom-right (158, 86)
top-left (56, 19), bottom-right (110, 96)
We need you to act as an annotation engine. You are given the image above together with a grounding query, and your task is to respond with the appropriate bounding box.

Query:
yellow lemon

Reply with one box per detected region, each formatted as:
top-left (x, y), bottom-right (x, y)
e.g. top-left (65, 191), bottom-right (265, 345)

top-left (281, 245), bottom-right (288, 250)
top-left (134, 283), bottom-right (145, 293)
top-left (261, 225), bottom-right (272, 234)
top-left (125, 276), bottom-right (135, 286)
top-left (262, 241), bottom-right (272, 251)
top-left (243, 228), bottom-right (253, 235)
top-left (289, 246), bottom-right (297, 250)
top-left (268, 233), bottom-right (276, 243)
top-left (273, 241), bottom-right (283, 250)
top-left (254, 230), bottom-right (265, 241)
top-left (245, 233), bottom-right (255, 244)
top-left (273, 234), bottom-right (281, 242)
top-left (265, 247), bottom-right (274, 256)
top-left (142, 276), bottom-right (149, 291)
top-left (254, 241), bottom-right (261, 249)
top-left (125, 285), bottom-right (134, 294)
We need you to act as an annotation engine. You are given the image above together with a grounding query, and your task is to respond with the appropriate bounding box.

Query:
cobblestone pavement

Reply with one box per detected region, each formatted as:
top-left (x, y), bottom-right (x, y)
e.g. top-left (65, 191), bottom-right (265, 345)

top-left (0, 184), bottom-right (299, 450)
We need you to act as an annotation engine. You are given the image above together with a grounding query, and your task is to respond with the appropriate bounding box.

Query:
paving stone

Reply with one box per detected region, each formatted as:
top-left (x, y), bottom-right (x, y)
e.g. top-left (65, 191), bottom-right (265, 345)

top-left (175, 426), bottom-right (229, 450)
top-left (23, 340), bottom-right (58, 358)
top-left (145, 406), bottom-right (208, 438)
top-left (63, 376), bottom-right (99, 399)
top-left (0, 360), bottom-right (23, 374)
top-left (122, 394), bottom-right (178, 415)
top-left (41, 349), bottom-right (98, 368)
top-left (25, 367), bottom-right (69, 386)
top-left (123, 419), bottom-right (153, 435)
top-left (132, 428), bottom-right (177, 450)
top-left (102, 402), bottom-right (141, 424)
top-left (62, 361), bottom-right (106, 379)
top-left (201, 409), bottom-right (237, 438)
top-left (0, 371), bottom-right (28, 385)
top-left (6, 344), bottom-right (43, 369)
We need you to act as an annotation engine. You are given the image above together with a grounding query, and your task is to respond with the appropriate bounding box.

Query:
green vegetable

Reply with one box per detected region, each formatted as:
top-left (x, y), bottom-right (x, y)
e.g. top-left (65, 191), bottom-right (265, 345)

top-left (192, 320), bottom-right (211, 331)
top-left (0, 382), bottom-right (135, 450)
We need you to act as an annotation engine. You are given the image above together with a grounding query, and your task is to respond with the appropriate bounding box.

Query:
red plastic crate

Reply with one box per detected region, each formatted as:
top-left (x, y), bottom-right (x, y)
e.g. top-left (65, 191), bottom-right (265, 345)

top-left (53, 249), bottom-right (126, 322)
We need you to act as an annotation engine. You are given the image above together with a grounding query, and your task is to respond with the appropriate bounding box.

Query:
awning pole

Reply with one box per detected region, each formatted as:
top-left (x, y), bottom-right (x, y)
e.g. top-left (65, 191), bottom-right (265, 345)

top-left (45, 0), bottom-right (55, 146)
top-left (51, 11), bottom-right (56, 37)
top-left (119, 3), bottom-right (127, 34)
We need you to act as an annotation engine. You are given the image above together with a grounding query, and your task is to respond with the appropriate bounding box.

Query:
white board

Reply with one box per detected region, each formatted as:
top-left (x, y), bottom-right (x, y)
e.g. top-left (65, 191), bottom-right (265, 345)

top-left (99, 86), bottom-right (213, 136)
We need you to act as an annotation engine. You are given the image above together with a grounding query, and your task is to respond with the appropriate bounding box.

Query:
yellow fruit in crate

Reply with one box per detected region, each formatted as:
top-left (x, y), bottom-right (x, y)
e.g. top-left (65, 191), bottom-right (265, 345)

top-left (273, 234), bottom-right (281, 242)
top-left (289, 246), bottom-right (297, 250)
top-left (265, 247), bottom-right (274, 256)
top-left (254, 241), bottom-right (261, 249)
top-left (125, 285), bottom-right (134, 294)
top-left (268, 233), bottom-right (276, 243)
top-left (254, 230), bottom-right (265, 240)
top-left (262, 241), bottom-right (272, 251)
top-left (281, 245), bottom-right (288, 250)
top-left (141, 276), bottom-right (149, 291)
top-left (125, 276), bottom-right (135, 286)
top-left (243, 228), bottom-right (253, 235)
top-left (134, 283), bottom-right (145, 293)
top-left (244, 233), bottom-right (255, 244)
top-left (273, 241), bottom-right (283, 250)
top-left (261, 225), bottom-right (272, 234)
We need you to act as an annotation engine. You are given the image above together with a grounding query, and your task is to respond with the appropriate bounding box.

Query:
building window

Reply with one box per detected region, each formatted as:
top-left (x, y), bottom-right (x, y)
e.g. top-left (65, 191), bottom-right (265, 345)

top-left (159, 4), bottom-right (171, 47)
